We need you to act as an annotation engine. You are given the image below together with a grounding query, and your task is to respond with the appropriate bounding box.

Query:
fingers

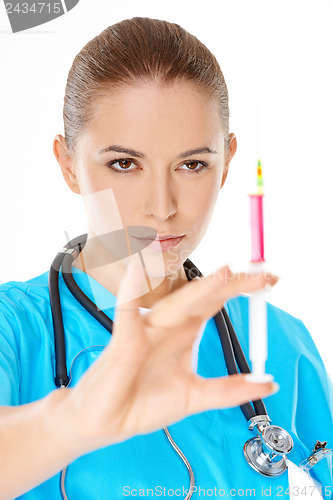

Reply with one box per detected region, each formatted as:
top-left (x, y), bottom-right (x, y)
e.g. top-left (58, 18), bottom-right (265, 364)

top-left (145, 265), bottom-right (279, 329)
top-left (112, 260), bottom-right (143, 343)
top-left (188, 373), bottom-right (279, 415)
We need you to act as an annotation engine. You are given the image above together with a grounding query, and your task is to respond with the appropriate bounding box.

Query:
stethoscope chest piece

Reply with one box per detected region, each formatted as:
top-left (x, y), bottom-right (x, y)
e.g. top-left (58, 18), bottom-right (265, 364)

top-left (243, 416), bottom-right (294, 477)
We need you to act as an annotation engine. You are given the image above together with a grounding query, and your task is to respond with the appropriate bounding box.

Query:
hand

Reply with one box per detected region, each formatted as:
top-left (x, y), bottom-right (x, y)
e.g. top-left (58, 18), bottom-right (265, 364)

top-left (66, 263), bottom-right (279, 453)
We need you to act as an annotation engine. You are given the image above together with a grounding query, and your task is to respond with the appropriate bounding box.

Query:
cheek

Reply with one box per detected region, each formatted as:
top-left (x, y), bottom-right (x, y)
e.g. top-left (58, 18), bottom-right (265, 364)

top-left (113, 195), bottom-right (134, 222)
top-left (179, 180), bottom-right (220, 241)
top-left (186, 178), bottom-right (220, 217)
top-left (81, 185), bottom-right (124, 236)
top-left (77, 163), bottom-right (115, 195)
top-left (201, 188), bottom-right (219, 212)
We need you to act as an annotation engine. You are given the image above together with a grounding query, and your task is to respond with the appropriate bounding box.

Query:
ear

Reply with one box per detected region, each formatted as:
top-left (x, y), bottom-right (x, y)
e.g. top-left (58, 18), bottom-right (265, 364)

top-left (220, 133), bottom-right (237, 189)
top-left (53, 134), bottom-right (81, 194)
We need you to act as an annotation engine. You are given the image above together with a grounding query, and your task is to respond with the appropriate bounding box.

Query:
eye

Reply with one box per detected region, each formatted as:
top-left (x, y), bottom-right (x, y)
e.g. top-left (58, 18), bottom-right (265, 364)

top-left (105, 158), bottom-right (209, 175)
top-left (105, 159), bottom-right (136, 175)
top-left (179, 161), bottom-right (209, 174)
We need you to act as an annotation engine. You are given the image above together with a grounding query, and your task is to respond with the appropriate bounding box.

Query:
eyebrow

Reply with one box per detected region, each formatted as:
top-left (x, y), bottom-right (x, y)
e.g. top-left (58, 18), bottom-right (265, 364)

top-left (98, 145), bottom-right (218, 158)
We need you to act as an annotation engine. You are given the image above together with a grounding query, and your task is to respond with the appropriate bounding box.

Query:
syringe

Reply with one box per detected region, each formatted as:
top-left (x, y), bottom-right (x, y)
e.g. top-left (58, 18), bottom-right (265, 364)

top-left (245, 160), bottom-right (274, 383)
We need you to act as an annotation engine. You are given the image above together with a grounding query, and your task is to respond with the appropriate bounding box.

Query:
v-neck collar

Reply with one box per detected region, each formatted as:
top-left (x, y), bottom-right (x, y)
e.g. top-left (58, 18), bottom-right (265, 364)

top-left (69, 266), bottom-right (151, 315)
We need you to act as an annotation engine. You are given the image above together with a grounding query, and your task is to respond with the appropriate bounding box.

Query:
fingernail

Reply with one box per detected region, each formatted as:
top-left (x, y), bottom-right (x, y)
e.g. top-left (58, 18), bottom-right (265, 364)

top-left (265, 275), bottom-right (279, 289)
top-left (270, 382), bottom-right (280, 394)
top-left (224, 265), bottom-right (232, 280)
top-left (218, 264), bottom-right (231, 274)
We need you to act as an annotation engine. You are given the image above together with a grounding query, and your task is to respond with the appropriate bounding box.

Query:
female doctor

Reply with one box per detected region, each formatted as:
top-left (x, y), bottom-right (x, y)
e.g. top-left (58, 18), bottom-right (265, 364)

top-left (0, 16), bottom-right (332, 500)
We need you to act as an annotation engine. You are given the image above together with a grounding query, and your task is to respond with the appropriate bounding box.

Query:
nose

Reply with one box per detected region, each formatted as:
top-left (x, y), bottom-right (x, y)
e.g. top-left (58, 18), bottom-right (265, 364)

top-left (144, 169), bottom-right (177, 222)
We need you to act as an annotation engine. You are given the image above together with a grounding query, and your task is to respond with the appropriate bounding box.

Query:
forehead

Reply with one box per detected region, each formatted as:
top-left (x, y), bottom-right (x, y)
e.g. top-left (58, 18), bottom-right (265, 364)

top-left (80, 81), bottom-right (225, 157)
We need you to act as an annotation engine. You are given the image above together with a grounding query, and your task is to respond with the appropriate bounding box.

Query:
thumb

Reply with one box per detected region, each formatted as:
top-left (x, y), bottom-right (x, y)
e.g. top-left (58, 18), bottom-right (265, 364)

top-left (190, 373), bottom-right (279, 414)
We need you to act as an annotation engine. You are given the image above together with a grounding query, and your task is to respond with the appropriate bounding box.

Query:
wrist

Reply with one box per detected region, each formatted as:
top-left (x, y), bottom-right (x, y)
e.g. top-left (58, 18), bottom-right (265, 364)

top-left (43, 387), bottom-right (95, 460)
top-left (45, 387), bottom-right (116, 457)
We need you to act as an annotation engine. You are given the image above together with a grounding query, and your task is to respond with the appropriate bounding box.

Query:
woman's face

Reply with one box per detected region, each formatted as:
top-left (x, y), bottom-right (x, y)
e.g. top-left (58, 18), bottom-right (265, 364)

top-left (59, 81), bottom-right (235, 277)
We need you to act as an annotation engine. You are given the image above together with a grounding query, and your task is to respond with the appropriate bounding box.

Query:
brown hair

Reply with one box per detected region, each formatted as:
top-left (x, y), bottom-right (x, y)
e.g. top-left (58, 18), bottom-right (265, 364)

top-left (63, 17), bottom-right (230, 160)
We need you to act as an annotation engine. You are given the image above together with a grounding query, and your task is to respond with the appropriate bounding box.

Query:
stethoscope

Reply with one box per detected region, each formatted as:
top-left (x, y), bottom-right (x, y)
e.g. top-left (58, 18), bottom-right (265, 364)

top-left (49, 233), bottom-right (294, 499)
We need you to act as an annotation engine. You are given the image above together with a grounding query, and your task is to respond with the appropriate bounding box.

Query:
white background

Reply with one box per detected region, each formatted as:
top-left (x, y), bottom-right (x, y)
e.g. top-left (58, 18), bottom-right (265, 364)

top-left (0, 0), bottom-right (332, 379)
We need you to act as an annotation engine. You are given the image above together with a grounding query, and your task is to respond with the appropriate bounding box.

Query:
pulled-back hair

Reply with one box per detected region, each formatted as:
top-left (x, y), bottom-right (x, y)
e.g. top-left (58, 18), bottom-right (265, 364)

top-left (63, 17), bottom-right (230, 159)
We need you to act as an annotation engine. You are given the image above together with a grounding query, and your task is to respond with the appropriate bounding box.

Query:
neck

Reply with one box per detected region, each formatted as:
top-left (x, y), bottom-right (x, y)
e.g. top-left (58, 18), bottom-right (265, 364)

top-left (71, 235), bottom-right (189, 309)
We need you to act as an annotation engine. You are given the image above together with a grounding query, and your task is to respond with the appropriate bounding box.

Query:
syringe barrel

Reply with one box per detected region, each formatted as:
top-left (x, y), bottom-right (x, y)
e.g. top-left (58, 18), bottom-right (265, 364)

top-left (249, 288), bottom-right (268, 363)
top-left (249, 194), bottom-right (265, 263)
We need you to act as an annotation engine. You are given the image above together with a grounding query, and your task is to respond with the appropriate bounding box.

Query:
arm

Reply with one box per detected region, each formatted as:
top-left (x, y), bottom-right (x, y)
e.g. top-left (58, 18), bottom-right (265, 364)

top-left (0, 389), bottom-right (86, 500)
top-left (0, 264), bottom-right (279, 499)
top-left (293, 321), bottom-right (333, 498)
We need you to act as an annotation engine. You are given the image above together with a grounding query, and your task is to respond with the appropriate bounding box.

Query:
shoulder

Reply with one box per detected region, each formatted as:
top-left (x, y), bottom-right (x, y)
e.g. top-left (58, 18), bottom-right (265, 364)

top-left (0, 270), bottom-right (51, 343)
top-left (0, 269), bottom-right (50, 295)
top-left (0, 270), bottom-right (50, 315)
top-left (225, 293), bottom-right (306, 332)
top-left (224, 294), bottom-right (322, 363)
top-left (225, 293), bottom-right (332, 405)
top-left (0, 271), bottom-right (53, 404)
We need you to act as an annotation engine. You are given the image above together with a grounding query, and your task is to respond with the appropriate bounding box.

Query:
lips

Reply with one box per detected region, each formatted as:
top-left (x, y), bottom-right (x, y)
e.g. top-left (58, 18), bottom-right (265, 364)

top-left (132, 235), bottom-right (185, 252)
top-left (139, 234), bottom-right (185, 241)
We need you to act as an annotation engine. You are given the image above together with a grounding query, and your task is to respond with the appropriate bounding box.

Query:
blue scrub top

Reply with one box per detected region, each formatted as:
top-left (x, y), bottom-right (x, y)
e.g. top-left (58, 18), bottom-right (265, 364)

top-left (0, 267), bottom-right (332, 499)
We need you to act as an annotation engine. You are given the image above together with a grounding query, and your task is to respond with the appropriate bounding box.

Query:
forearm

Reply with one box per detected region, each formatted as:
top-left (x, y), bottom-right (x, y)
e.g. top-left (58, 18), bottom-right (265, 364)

top-left (0, 388), bottom-right (89, 500)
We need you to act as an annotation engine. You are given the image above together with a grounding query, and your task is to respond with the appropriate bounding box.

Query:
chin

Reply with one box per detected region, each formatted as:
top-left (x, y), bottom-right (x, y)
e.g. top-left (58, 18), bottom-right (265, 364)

top-left (141, 252), bottom-right (187, 280)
